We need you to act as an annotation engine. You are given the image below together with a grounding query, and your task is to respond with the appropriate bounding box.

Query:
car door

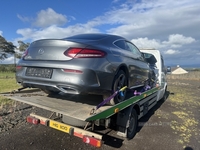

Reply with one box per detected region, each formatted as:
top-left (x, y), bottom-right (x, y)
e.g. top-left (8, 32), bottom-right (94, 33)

top-left (124, 41), bottom-right (149, 87)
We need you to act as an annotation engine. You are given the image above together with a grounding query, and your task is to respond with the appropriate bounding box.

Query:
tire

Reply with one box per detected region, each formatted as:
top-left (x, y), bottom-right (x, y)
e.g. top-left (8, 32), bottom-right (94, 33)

top-left (109, 70), bottom-right (128, 105)
top-left (127, 109), bottom-right (138, 139)
top-left (161, 87), bottom-right (167, 101)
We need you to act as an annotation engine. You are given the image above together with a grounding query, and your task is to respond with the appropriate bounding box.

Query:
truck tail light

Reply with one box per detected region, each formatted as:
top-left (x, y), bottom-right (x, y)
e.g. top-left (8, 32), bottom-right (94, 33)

top-left (27, 116), bottom-right (40, 125)
top-left (64, 48), bottom-right (106, 58)
top-left (83, 136), bottom-right (102, 147)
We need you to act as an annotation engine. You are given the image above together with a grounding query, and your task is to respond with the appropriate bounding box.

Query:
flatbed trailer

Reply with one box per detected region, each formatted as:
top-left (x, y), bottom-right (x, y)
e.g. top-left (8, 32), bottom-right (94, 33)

top-left (1, 86), bottom-right (160, 147)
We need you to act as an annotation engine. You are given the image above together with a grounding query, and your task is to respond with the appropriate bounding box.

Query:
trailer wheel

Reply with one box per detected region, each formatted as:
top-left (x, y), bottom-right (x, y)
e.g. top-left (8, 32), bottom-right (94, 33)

top-left (127, 109), bottom-right (138, 139)
top-left (109, 70), bottom-right (127, 105)
top-left (161, 87), bottom-right (167, 101)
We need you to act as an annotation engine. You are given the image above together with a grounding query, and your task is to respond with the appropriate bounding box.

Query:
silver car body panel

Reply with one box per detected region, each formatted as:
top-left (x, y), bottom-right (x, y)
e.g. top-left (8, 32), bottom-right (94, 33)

top-left (16, 34), bottom-right (150, 95)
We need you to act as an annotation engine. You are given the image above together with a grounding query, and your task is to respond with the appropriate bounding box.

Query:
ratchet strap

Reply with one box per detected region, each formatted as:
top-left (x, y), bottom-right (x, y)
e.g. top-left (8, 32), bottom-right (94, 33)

top-left (90, 86), bottom-right (127, 115)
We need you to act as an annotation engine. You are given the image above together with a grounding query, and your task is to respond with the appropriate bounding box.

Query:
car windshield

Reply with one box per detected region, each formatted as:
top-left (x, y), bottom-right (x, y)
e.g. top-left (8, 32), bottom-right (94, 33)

top-left (142, 52), bottom-right (157, 64)
top-left (143, 53), bottom-right (153, 59)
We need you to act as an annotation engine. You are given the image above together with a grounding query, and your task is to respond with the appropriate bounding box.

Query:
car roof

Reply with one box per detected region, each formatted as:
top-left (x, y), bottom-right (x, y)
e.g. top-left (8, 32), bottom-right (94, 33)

top-left (63, 33), bottom-right (125, 41)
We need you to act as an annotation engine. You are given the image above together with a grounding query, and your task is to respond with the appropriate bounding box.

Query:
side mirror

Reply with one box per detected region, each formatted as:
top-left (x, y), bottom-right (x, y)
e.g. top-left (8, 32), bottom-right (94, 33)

top-left (166, 66), bottom-right (171, 74)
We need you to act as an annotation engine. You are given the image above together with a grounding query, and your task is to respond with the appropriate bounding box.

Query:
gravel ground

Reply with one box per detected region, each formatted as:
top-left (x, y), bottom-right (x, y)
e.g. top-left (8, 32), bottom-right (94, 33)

top-left (0, 79), bottom-right (200, 150)
top-left (0, 103), bottom-right (49, 133)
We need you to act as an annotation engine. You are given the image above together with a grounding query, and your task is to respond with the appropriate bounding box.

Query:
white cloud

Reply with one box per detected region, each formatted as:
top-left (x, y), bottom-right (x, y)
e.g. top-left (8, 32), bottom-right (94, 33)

top-left (15, 1), bottom-right (200, 42)
top-left (17, 14), bottom-right (31, 22)
top-left (112, 0), bottom-right (120, 3)
top-left (33, 8), bottom-right (67, 28)
top-left (69, 16), bottom-right (76, 21)
top-left (0, 30), bottom-right (2, 36)
top-left (105, 0), bottom-right (200, 40)
top-left (164, 49), bottom-right (180, 55)
top-left (131, 35), bottom-right (195, 57)
top-left (162, 34), bottom-right (196, 48)
top-left (16, 24), bottom-right (100, 42)
top-left (0, 56), bottom-right (14, 64)
top-left (17, 8), bottom-right (68, 28)
top-left (14, 0), bottom-right (200, 66)
top-left (131, 37), bottom-right (161, 49)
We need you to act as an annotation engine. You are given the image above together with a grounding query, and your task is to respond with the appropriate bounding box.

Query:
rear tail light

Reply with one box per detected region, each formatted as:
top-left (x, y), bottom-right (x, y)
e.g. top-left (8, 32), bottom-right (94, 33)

top-left (64, 48), bottom-right (106, 58)
top-left (83, 136), bottom-right (102, 147)
top-left (27, 116), bottom-right (40, 125)
top-left (22, 48), bottom-right (29, 59)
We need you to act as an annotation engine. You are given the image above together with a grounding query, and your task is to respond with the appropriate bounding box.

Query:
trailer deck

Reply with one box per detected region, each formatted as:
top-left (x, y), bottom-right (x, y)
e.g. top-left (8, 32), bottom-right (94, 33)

top-left (1, 87), bottom-right (159, 122)
top-left (1, 89), bottom-right (112, 121)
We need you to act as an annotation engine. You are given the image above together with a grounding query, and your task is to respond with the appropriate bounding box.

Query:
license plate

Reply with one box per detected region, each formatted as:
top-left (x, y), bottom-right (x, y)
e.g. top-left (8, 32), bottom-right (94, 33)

top-left (49, 120), bottom-right (71, 133)
top-left (26, 67), bottom-right (53, 78)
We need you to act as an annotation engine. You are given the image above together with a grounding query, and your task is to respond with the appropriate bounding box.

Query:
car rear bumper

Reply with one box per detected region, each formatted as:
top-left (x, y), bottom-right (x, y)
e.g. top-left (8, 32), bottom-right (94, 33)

top-left (16, 62), bottom-right (114, 95)
top-left (20, 81), bottom-right (112, 95)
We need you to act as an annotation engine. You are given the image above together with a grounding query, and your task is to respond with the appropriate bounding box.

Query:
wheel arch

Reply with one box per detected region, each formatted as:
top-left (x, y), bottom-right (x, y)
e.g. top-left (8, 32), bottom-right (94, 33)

top-left (133, 104), bottom-right (140, 116)
top-left (115, 64), bottom-right (130, 87)
top-left (165, 85), bottom-right (168, 91)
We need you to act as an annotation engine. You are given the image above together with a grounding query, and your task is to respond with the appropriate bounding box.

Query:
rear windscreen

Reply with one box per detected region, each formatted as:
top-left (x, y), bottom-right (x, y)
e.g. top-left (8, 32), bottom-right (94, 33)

top-left (63, 34), bottom-right (108, 40)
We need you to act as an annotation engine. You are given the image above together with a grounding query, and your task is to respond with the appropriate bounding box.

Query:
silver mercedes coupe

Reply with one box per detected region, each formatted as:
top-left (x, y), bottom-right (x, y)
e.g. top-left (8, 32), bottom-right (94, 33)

top-left (16, 33), bottom-right (154, 105)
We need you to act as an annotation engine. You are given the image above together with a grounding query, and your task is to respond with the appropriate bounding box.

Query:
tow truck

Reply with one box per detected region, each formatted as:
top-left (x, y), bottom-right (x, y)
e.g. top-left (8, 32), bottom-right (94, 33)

top-left (1, 49), bottom-right (168, 148)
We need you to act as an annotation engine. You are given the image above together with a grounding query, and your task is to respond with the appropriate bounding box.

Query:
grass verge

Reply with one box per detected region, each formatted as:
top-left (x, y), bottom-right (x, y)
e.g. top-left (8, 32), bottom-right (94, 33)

top-left (0, 72), bottom-right (21, 107)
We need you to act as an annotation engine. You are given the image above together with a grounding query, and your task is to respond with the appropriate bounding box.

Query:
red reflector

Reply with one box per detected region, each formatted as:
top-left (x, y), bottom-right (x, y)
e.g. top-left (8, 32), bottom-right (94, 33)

top-left (62, 69), bottom-right (83, 74)
top-left (40, 119), bottom-right (49, 126)
top-left (27, 116), bottom-right (40, 125)
top-left (65, 48), bottom-right (106, 58)
top-left (83, 136), bottom-right (102, 147)
top-left (16, 66), bottom-right (22, 70)
top-left (74, 132), bottom-right (83, 138)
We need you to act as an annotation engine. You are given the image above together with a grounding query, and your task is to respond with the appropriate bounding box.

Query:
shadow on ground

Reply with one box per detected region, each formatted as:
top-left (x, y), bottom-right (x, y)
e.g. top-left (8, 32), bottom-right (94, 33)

top-left (137, 91), bottom-right (170, 132)
top-left (98, 91), bottom-right (171, 148)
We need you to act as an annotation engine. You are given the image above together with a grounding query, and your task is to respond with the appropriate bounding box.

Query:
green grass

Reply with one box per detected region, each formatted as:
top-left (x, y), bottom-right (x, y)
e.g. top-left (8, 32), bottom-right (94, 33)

top-left (0, 71), bottom-right (16, 79)
top-left (0, 72), bottom-right (21, 93)
top-left (0, 72), bottom-right (21, 106)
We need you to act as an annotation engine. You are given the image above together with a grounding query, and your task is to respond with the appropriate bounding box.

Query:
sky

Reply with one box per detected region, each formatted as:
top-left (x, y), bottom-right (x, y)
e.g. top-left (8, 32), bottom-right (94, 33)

top-left (0, 0), bottom-right (200, 67)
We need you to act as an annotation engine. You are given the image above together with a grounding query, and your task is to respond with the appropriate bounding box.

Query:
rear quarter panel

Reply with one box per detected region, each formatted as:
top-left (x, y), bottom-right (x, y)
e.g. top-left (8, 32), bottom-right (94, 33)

top-left (106, 48), bottom-right (149, 87)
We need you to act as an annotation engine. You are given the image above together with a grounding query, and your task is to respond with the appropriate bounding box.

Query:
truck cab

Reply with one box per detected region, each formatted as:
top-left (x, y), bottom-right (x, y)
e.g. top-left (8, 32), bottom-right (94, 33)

top-left (140, 48), bottom-right (168, 101)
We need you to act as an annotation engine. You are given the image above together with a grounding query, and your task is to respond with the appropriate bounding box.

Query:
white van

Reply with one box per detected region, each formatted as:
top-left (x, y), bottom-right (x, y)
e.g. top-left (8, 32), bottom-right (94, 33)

top-left (140, 48), bottom-right (168, 101)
